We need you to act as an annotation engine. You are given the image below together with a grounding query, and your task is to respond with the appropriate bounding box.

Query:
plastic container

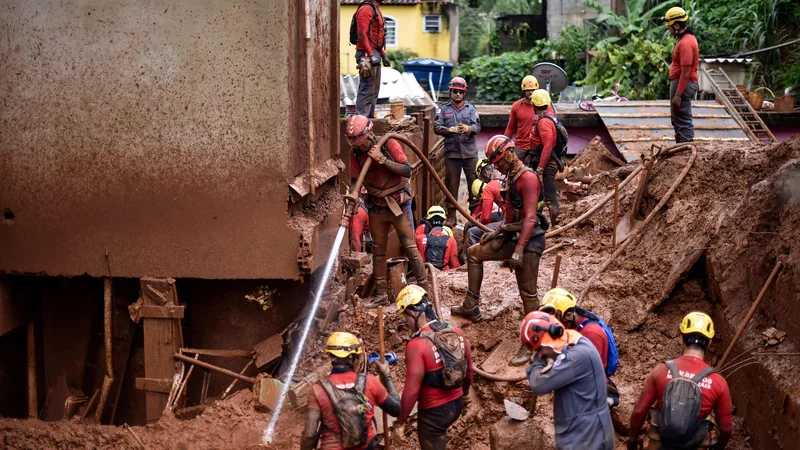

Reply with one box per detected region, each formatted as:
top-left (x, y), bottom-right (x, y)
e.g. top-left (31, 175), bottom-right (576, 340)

top-left (402, 58), bottom-right (454, 93)
top-left (774, 95), bottom-right (795, 111)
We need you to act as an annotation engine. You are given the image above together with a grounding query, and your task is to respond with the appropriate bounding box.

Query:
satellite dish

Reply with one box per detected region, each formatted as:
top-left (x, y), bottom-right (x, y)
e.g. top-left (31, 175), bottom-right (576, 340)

top-left (531, 63), bottom-right (568, 95)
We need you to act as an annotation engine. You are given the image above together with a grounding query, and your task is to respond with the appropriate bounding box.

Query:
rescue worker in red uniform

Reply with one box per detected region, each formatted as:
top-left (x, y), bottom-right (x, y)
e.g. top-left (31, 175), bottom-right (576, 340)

top-left (662, 7), bottom-right (699, 143)
top-left (452, 135), bottom-right (548, 366)
top-left (417, 225), bottom-right (460, 271)
top-left (464, 159), bottom-right (505, 249)
top-left (302, 332), bottom-right (400, 450)
top-left (528, 89), bottom-right (563, 225)
top-left (354, 0), bottom-right (390, 118)
top-left (628, 312), bottom-right (732, 450)
top-left (393, 285), bottom-right (474, 450)
top-left (346, 115), bottom-right (429, 307)
top-left (349, 188), bottom-right (370, 252)
top-left (504, 76), bottom-right (554, 164)
top-left (416, 205), bottom-right (446, 236)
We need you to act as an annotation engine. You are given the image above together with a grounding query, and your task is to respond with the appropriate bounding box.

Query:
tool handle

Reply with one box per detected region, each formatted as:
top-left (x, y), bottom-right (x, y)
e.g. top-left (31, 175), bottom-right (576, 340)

top-left (376, 305), bottom-right (390, 450)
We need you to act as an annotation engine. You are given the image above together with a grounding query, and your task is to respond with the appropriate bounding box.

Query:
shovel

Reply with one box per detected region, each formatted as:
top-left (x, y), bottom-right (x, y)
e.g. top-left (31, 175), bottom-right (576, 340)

top-left (614, 154), bottom-right (654, 244)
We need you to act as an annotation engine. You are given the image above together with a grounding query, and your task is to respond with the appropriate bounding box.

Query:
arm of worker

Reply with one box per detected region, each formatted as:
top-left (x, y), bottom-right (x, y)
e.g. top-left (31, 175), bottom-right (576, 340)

top-left (503, 103), bottom-right (517, 138)
top-left (372, 362), bottom-right (401, 417)
top-left (713, 377), bottom-right (733, 450)
top-left (416, 234), bottom-right (428, 262)
top-left (526, 352), bottom-right (577, 395)
top-left (445, 238), bottom-right (460, 269)
top-left (468, 105), bottom-right (481, 135)
top-left (581, 324), bottom-right (609, 372)
top-left (536, 118), bottom-right (557, 171)
top-left (479, 183), bottom-right (498, 224)
top-left (350, 208), bottom-right (366, 251)
top-left (301, 391), bottom-right (323, 450)
top-left (513, 174), bottom-right (540, 251)
top-left (397, 339), bottom-right (426, 424)
top-left (356, 6), bottom-right (375, 56)
top-left (628, 365), bottom-right (662, 440)
top-left (434, 106), bottom-right (452, 135)
top-left (375, 140), bottom-right (412, 177)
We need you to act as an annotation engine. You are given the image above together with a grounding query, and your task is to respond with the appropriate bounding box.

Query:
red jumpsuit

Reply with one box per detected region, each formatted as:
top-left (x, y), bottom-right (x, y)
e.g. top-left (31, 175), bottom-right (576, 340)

top-left (471, 179), bottom-right (504, 225)
top-left (355, 1), bottom-right (386, 57)
top-left (505, 101), bottom-right (553, 151)
top-left (416, 231), bottom-right (460, 270)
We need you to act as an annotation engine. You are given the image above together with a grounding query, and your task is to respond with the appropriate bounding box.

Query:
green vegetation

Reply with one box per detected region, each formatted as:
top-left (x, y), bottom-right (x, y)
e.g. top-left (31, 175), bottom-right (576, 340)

top-left (456, 0), bottom-right (800, 101)
top-left (385, 49), bottom-right (419, 73)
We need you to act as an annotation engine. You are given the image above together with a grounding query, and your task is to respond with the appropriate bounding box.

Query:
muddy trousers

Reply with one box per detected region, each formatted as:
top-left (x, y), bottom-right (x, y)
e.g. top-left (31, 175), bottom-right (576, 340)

top-left (444, 156), bottom-right (480, 220)
top-left (368, 203), bottom-right (427, 294)
top-left (669, 80), bottom-right (699, 143)
top-left (467, 236), bottom-right (542, 312)
top-left (417, 397), bottom-right (463, 450)
top-left (355, 50), bottom-right (382, 118)
top-left (527, 152), bottom-right (560, 213)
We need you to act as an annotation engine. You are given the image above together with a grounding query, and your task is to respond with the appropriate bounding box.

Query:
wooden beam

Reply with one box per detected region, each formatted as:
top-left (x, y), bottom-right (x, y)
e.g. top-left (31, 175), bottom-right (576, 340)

top-left (141, 305), bottom-right (185, 319)
top-left (180, 348), bottom-right (250, 358)
top-left (135, 377), bottom-right (174, 394)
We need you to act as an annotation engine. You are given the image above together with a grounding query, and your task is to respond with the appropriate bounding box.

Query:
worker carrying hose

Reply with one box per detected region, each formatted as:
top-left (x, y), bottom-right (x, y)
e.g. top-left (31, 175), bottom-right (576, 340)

top-left (452, 134), bottom-right (548, 366)
top-left (504, 75), bottom-right (554, 164)
top-left (346, 115), bottom-right (429, 307)
top-left (522, 311), bottom-right (615, 450)
top-left (661, 7), bottom-right (699, 143)
top-left (393, 285), bottom-right (474, 450)
top-left (539, 288), bottom-right (621, 408)
top-left (416, 222), bottom-right (460, 271)
top-left (628, 312), bottom-right (732, 450)
top-left (528, 89), bottom-right (566, 226)
top-left (434, 76), bottom-right (481, 228)
top-left (301, 332), bottom-right (401, 450)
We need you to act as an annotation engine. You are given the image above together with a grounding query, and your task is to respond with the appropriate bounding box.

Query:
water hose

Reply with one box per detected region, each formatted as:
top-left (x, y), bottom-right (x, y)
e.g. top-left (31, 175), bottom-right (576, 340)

top-left (473, 366), bottom-right (528, 382)
top-left (425, 262), bottom-right (443, 320)
top-left (579, 144), bottom-right (697, 303)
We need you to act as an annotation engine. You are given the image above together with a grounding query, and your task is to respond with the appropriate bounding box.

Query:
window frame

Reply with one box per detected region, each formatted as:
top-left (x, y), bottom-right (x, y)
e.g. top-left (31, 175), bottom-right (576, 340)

top-left (422, 14), bottom-right (442, 34)
top-left (383, 16), bottom-right (398, 47)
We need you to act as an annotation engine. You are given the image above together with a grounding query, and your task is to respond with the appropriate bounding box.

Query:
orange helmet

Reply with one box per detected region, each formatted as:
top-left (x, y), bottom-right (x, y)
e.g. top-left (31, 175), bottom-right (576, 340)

top-left (346, 115), bottom-right (373, 147)
top-left (520, 311), bottom-right (565, 352)
top-left (449, 77), bottom-right (468, 91)
top-left (485, 135), bottom-right (515, 164)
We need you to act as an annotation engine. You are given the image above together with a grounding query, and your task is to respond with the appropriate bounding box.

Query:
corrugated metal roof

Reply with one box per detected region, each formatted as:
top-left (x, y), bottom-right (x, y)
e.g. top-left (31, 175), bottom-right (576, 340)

top-left (701, 58), bottom-right (753, 64)
top-left (594, 101), bottom-right (750, 161)
top-left (340, 68), bottom-right (436, 107)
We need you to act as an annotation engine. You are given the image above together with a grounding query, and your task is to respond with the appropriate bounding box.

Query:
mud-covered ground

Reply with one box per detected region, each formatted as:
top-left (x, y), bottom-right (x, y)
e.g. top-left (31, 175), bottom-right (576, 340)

top-left (5, 136), bottom-right (800, 449)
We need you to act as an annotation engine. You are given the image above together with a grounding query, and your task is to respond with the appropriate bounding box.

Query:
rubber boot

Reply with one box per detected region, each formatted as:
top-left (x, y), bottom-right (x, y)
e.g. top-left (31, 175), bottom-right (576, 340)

top-left (364, 278), bottom-right (390, 309)
top-left (547, 202), bottom-right (560, 227)
top-left (510, 296), bottom-right (538, 366)
top-left (450, 290), bottom-right (483, 322)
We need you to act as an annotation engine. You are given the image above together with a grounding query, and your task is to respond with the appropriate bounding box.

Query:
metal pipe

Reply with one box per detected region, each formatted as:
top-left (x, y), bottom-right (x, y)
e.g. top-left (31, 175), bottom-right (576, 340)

top-left (551, 254), bottom-right (562, 289)
top-left (425, 262), bottom-right (443, 320)
top-left (612, 179), bottom-right (619, 249)
top-left (473, 366), bottom-right (526, 383)
top-left (580, 145), bottom-right (697, 303)
top-left (173, 353), bottom-right (257, 384)
top-left (95, 277), bottom-right (114, 423)
top-left (27, 320), bottom-right (37, 418)
top-left (172, 354), bottom-right (199, 409)
top-left (221, 360), bottom-right (255, 400)
top-left (716, 261), bottom-right (784, 370)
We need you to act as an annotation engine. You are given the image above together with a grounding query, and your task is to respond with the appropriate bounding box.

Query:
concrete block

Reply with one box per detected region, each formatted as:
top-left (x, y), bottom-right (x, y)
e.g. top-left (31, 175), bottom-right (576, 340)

top-left (489, 417), bottom-right (540, 450)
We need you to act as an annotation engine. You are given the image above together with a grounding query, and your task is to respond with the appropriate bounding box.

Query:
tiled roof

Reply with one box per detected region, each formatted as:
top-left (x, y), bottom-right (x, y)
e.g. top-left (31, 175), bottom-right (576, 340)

top-left (340, 68), bottom-right (435, 107)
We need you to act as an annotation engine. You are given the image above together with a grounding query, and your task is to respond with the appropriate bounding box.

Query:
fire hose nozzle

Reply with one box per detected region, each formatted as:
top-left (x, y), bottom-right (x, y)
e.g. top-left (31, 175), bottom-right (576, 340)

top-left (339, 196), bottom-right (358, 228)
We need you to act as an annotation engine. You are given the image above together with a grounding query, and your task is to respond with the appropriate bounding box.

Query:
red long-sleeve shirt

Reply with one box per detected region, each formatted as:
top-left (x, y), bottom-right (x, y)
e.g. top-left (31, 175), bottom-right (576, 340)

top-left (669, 33), bottom-right (699, 94)
top-left (355, 1), bottom-right (385, 57)
top-left (416, 232), bottom-right (460, 270)
top-left (504, 100), bottom-right (554, 151)
top-left (530, 115), bottom-right (558, 171)
top-left (350, 138), bottom-right (408, 207)
top-left (349, 205), bottom-right (369, 251)
top-left (472, 180), bottom-right (503, 225)
top-left (398, 322), bottom-right (473, 422)
top-left (629, 356), bottom-right (732, 443)
top-left (503, 169), bottom-right (540, 250)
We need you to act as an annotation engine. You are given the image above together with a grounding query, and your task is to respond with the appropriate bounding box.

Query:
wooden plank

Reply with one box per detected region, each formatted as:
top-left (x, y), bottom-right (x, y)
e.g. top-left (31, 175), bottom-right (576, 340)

top-left (141, 305), bottom-right (185, 319)
top-left (606, 124), bottom-right (742, 131)
top-left (252, 334), bottom-right (284, 369)
top-left (135, 377), bottom-right (173, 394)
top-left (181, 348), bottom-right (251, 358)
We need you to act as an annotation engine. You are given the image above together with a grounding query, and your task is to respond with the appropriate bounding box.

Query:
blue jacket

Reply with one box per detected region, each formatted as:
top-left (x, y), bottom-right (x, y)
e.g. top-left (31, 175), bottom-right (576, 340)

top-left (434, 100), bottom-right (481, 159)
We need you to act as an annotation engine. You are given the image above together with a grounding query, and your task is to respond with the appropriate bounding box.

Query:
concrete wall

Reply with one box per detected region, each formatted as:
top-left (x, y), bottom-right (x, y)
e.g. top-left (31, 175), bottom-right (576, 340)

top-left (0, 0), bottom-right (339, 280)
top-left (547, 0), bottom-right (612, 40)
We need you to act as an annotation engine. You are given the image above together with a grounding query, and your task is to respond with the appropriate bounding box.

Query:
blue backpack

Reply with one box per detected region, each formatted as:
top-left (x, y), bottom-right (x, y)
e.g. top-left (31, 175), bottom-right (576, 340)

top-left (576, 311), bottom-right (619, 377)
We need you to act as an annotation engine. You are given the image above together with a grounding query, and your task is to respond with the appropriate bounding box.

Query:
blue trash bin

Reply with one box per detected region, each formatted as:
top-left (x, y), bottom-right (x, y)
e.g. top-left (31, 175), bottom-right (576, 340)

top-left (402, 58), bottom-right (454, 93)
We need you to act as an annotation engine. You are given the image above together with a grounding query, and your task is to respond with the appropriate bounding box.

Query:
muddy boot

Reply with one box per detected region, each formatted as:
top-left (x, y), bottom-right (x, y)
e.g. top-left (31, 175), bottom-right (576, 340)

top-left (547, 202), bottom-right (560, 227)
top-left (510, 345), bottom-right (532, 367)
top-left (450, 290), bottom-right (483, 322)
top-left (364, 278), bottom-right (391, 309)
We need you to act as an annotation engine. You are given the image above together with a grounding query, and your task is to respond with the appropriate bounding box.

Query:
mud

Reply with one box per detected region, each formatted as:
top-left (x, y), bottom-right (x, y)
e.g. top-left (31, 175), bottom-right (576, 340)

top-left (4, 137), bottom-right (800, 448)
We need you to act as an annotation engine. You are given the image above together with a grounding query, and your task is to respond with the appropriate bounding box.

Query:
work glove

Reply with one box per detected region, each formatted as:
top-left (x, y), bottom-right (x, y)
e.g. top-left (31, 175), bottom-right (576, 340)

top-left (358, 58), bottom-right (372, 78)
top-left (510, 247), bottom-right (524, 271)
top-left (370, 54), bottom-right (381, 67)
top-left (367, 145), bottom-right (387, 165)
top-left (392, 424), bottom-right (406, 444)
top-left (671, 94), bottom-right (682, 110)
top-left (382, 56), bottom-right (391, 67)
top-left (480, 228), bottom-right (501, 245)
top-left (456, 123), bottom-right (470, 134)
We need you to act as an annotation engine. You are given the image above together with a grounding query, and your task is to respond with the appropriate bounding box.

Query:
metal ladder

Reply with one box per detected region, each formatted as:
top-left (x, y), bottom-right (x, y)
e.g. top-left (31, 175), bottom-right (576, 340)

top-left (701, 67), bottom-right (777, 144)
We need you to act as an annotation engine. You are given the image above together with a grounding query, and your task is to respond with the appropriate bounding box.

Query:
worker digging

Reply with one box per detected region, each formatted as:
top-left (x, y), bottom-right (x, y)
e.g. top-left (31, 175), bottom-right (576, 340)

top-left (3, 2), bottom-right (799, 450)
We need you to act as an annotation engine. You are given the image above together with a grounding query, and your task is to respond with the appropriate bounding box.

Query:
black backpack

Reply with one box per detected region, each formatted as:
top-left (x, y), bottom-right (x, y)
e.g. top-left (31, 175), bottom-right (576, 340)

top-left (538, 115), bottom-right (569, 158)
top-left (657, 361), bottom-right (715, 449)
top-left (318, 373), bottom-right (370, 449)
top-left (349, 1), bottom-right (379, 46)
top-left (425, 227), bottom-right (449, 270)
top-left (420, 324), bottom-right (467, 389)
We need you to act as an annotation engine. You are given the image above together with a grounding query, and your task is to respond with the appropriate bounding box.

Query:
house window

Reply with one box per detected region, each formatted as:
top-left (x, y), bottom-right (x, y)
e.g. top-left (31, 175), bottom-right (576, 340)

top-left (423, 15), bottom-right (442, 33)
top-left (384, 17), bottom-right (397, 47)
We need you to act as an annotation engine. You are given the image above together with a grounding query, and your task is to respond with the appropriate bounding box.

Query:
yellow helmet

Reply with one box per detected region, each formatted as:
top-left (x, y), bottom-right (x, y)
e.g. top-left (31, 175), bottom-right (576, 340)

top-left (521, 75), bottom-right (539, 91)
top-left (539, 288), bottom-right (577, 316)
top-left (395, 284), bottom-right (429, 314)
top-left (324, 332), bottom-right (363, 358)
top-left (531, 89), bottom-right (551, 108)
top-left (662, 7), bottom-right (688, 26)
top-left (475, 158), bottom-right (492, 177)
top-left (425, 205), bottom-right (446, 222)
top-left (679, 312), bottom-right (715, 339)
top-left (471, 179), bottom-right (486, 200)
top-left (441, 226), bottom-right (454, 238)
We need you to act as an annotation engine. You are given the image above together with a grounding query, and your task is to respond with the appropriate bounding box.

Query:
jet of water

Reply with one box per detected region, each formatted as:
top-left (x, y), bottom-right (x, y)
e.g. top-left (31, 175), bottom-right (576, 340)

top-left (264, 225), bottom-right (347, 444)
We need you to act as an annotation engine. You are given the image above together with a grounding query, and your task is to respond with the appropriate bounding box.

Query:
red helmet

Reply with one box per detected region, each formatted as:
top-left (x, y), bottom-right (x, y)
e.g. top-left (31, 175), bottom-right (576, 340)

top-left (449, 77), bottom-right (467, 91)
top-left (520, 311), bottom-right (565, 352)
top-left (346, 115), bottom-right (373, 146)
top-left (485, 135), bottom-right (515, 164)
